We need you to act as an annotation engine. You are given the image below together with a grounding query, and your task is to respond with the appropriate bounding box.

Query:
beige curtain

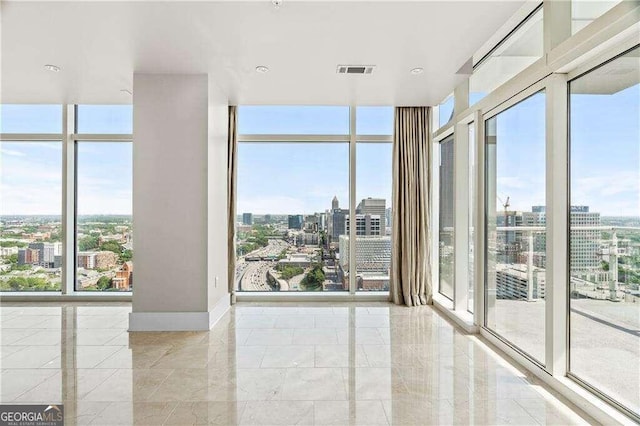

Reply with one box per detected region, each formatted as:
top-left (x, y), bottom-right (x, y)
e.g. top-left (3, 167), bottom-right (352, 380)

top-left (391, 107), bottom-right (432, 306)
top-left (227, 106), bottom-right (238, 304)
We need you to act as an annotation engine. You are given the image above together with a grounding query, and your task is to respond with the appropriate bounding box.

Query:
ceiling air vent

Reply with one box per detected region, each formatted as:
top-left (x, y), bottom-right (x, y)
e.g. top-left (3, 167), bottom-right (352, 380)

top-left (337, 65), bottom-right (375, 75)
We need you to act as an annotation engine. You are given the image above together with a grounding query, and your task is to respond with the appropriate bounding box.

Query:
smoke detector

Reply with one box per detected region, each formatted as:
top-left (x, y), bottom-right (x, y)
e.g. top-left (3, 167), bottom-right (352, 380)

top-left (336, 65), bottom-right (375, 75)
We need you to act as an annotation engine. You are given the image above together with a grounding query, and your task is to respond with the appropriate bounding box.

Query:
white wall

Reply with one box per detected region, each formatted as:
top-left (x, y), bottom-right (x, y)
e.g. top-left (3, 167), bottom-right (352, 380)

top-left (131, 73), bottom-right (219, 330)
top-left (207, 77), bottom-right (230, 314)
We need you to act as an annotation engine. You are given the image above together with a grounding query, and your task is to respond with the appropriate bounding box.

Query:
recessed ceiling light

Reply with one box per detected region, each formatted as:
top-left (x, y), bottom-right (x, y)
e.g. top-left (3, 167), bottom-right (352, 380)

top-left (272, 0), bottom-right (282, 9)
top-left (410, 67), bottom-right (424, 75)
top-left (44, 64), bottom-right (61, 72)
top-left (256, 66), bottom-right (270, 73)
top-left (120, 89), bottom-right (133, 95)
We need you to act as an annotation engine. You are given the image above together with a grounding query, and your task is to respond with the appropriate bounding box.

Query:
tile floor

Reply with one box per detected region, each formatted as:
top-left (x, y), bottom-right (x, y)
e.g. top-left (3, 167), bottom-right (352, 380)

top-left (0, 302), bottom-right (597, 425)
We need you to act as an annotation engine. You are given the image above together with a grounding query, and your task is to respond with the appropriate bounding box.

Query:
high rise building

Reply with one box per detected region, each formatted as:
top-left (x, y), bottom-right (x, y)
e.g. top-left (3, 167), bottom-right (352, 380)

top-left (345, 214), bottom-right (381, 236)
top-left (288, 215), bottom-right (304, 230)
top-left (242, 213), bottom-right (253, 225)
top-left (523, 206), bottom-right (600, 271)
top-left (385, 207), bottom-right (392, 230)
top-left (28, 242), bottom-right (62, 268)
top-left (17, 248), bottom-right (40, 265)
top-left (304, 214), bottom-right (319, 232)
top-left (328, 196), bottom-right (347, 243)
top-left (496, 263), bottom-right (546, 300)
top-left (439, 141), bottom-right (455, 230)
top-left (338, 235), bottom-right (391, 290)
top-left (329, 209), bottom-right (348, 242)
top-left (357, 198), bottom-right (386, 227)
top-left (77, 251), bottom-right (118, 270)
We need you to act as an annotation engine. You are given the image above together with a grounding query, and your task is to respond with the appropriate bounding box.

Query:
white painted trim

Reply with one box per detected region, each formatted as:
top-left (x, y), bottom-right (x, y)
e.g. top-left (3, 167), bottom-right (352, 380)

top-left (453, 120), bottom-right (469, 312)
top-left (431, 140), bottom-right (440, 296)
top-left (236, 292), bottom-right (389, 303)
top-left (62, 105), bottom-right (75, 295)
top-left (566, 36), bottom-right (640, 80)
top-left (545, 73), bottom-right (568, 377)
top-left (473, 110), bottom-right (484, 325)
top-left (543, 0), bottom-right (571, 53)
top-left (433, 293), bottom-right (478, 334)
top-left (71, 134), bottom-right (132, 141)
top-left (355, 135), bottom-right (393, 142)
top-left (480, 327), bottom-right (638, 426)
top-left (548, 1), bottom-right (640, 70)
top-left (349, 106), bottom-right (357, 295)
top-left (129, 311), bottom-right (212, 331)
top-left (208, 295), bottom-right (231, 328)
top-left (483, 77), bottom-right (547, 120)
top-left (0, 133), bottom-right (62, 141)
top-left (0, 293), bottom-right (132, 302)
top-left (473, 0), bottom-right (543, 67)
top-left (433, 122), bottom-right (455, 141)
top-left (445, 2), bottom-right (640, 134)
top-left (238, 134), bottom-right (349, 143)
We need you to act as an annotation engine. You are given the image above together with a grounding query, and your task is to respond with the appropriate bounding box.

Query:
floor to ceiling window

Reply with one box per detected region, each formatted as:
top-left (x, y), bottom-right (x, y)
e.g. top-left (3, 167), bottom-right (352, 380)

top-left (0, 141), bottom-right (63, 291)
top-left (438, 135), bottom-right (455, 300)
top-left (568, 46), bottom-right (640, 417)
top-left (485, 91), bottom-right (546, 364)
top-left (236, 142), bottom-right (349, 291)
top-left (355, 107), bottom-right (393, 292)
top-left (75, 142), bottom-right (133, 292)
top-left (468, 123), bottom-right (476, 313)
top-left (0, 105), bottom-right (63, 291)
top-left (235, 106), bottom-right (393, 293)
top-left (0, 104), bottom-right (133, 294)
top-left (74, 106), bottom-right (133, 292)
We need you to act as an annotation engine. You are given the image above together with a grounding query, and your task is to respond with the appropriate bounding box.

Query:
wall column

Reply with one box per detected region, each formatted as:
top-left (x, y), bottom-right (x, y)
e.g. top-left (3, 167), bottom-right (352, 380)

top-left (129, 73), bottom-right (228, 331)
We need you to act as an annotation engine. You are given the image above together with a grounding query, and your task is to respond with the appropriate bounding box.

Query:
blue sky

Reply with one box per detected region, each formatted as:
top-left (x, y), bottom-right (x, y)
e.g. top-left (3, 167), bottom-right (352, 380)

top-left (493, 92), bottom-right (546, 213)
top-left (491, 82), bottom-right (639, 217)
top-left (1, 105), bottom-right (133, 215)
top-left (1, 93), bottom-right (637, 217)
top-left (237, 106), bottom-right (393, 215)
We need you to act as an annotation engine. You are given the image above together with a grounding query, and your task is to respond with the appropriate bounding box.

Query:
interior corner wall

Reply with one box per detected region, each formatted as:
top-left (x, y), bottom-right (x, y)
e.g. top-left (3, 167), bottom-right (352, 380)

top-left (132, 73), bottom-right (208, 315)
top-left (207, 78), bottom-right (230, 315)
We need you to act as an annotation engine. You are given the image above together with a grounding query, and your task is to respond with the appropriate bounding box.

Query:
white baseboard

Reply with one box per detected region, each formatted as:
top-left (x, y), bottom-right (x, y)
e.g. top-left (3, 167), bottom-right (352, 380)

top-left (209, 294), bottom-right (231, 328)
top-left (128, 294), bottom-right (231, 331)
top-left (432, 294), bottom-right (479, 333)
top-left (128, 311), bottom-right (211, 331)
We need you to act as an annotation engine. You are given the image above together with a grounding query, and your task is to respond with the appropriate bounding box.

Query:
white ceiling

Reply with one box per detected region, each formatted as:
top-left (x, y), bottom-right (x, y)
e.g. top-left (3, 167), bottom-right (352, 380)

top-left (1, 1), bottom-right (526, 106)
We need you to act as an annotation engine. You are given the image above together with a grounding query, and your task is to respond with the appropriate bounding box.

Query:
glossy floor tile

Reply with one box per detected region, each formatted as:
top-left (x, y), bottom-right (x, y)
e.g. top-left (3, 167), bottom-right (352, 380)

top-left (0, 302), bottom-right (597, 425)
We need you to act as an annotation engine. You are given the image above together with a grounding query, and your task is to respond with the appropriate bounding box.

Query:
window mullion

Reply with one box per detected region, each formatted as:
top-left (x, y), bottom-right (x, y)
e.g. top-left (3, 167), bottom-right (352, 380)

top-left (349, 107), bottom-right (357, 295)
top-left (61, 105), bottom-right (76, 294)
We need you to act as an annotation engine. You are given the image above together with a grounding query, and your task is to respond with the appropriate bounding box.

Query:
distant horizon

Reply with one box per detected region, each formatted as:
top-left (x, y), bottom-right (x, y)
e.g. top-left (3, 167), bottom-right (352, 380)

top-left (2, 213), bottom-right (639, 219)
top-left (1, 214), bottom-right (132, 218)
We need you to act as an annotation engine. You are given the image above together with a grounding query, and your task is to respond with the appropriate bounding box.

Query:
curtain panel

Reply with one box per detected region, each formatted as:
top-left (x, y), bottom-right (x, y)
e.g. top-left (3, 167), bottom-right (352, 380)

top-left (227, 105), bottom-right (238, 304)
top-left (391, 106), bottom-right (432, 306)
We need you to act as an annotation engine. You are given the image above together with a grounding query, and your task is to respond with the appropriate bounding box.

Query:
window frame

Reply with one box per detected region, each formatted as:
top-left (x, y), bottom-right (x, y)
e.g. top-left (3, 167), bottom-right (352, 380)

top-left (235, 106), bottom-right (393, 296)
top-left (482, 86), bottom-right (548, 368)
top-left (0, 105), bottom-right (133, 296)
top-left (566, 44), bottom-right (640, 421)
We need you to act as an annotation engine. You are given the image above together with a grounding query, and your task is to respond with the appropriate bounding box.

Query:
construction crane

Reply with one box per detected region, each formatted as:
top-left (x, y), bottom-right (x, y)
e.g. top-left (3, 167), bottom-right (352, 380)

top-left (497, 195), bottom-right (510, 226)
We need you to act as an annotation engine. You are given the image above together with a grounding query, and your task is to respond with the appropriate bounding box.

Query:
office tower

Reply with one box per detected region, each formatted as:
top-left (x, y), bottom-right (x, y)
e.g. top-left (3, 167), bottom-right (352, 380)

top-left (345, 214), bottom-right (382, 236)
top-left (242, 213), bottom-right (253, 225)
top-left (356, 198), bottom-right (386, 227)
top-left (288, 215), bottom-right (304, 230)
